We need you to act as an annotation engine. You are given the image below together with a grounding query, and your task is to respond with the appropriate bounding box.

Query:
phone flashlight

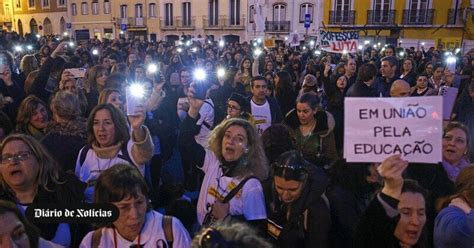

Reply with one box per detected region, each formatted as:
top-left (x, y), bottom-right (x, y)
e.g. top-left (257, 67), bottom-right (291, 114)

top-left (194, 68), bottom-right (207, 81)
top-left (36, 34), bottom-right (41, 39)
top-left (92, 49), bottom-right (99, 55)
top-left (68, 41), bottom-right (75, 48)
top-left (147, 63), bottom-right (158, 74)
top-left (455, 48), bottom-right (461, 54)
top-left (364, 40), bottom-right (370, 45)
top-left (358, 45), bottom-right (363, 50)
top-left (399, 51), bottom-right (405, 57)
top-left (446, 56), bottom-right (456, 64)
top-left (253, 48), bottom-right (262, 57)
top-left (257, 38), bottom-right (262, 44)
top-left (177, 47), bottom-right (183, 53)
top-left (186, 40), bottom-right (192, 47)
top-left (126, 83), bottom-right (146, 115)
top-left (192, 47), bottom-right (197, 53)
top-left (217, 68), bottom-right (225, 78)
top-left (421, 42), bottom-right (425, 46)
top-left (219, 40), bottom-right (225, 48)
top-left (342, 50), bottom-right (348, 55)
top-left (63, 32), bottom-right (69, 37)
top-left (26, 45), bottom-right (33, 50)
top-left (446, 56), bottom-right (456, 73)
top-left (14, 46), bottom-right (22, 52)
top-left (314, 50), bottom-right (321, 55)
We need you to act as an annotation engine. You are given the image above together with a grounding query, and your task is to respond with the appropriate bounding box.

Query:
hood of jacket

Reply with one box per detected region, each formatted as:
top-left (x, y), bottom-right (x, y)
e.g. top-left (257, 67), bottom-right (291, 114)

top-left (284, 109), bottom-right (335, 138)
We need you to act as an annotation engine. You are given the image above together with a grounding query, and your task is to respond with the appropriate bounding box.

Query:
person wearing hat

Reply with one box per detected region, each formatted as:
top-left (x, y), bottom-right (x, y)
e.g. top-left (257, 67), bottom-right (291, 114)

top-left (226, 92), bottom-right (255, 126)
top-left (297, 74), bottom-right (318, 100)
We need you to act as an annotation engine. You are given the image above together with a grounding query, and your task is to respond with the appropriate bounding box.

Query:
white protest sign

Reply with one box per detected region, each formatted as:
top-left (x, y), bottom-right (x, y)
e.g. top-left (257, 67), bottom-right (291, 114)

top-left (344, 97), bottom-right (443, 163)
top-left (319, 30), bottom-right (359, 53)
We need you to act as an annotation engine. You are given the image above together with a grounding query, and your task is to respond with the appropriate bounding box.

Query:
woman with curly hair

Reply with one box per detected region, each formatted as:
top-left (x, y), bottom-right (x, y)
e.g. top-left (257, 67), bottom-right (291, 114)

top-left (16, 95), bottom-right (50, 140)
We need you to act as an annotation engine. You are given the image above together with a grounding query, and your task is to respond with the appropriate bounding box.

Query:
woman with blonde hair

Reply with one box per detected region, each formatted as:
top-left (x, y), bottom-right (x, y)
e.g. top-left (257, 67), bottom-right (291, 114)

top-left (16, 95), bottom-right (50, 140)
top-left (84, 65), bottom-right (109, 113)
top-left (180, 88), bottom-right (268, 230)
top-left (0, 134), bottom-right (86, 247)
top-left (19, 54), bottom-right (39, 79)
top-left (98, 88), bottom-right (124, 112)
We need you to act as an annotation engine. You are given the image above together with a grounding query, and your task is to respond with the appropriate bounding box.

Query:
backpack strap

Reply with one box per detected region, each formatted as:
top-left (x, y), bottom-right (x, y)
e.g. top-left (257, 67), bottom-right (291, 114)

top-left (79, 145), bottom-right (91, 167)
top-left (91, 229), bottom-right (102, 248)
top-left (162, 215), bottom-right (174, 246)
top-left (222, 176), bottom-right (258, 203)
top-left (117, 142), bottom-right (135, 166)
top-left (201, 99), bottom-right (215, 130)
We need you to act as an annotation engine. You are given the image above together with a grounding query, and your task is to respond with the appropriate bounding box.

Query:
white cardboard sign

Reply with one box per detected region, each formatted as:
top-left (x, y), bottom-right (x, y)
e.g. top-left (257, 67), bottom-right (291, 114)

top-left (344, 97), bottom-right (443, 163)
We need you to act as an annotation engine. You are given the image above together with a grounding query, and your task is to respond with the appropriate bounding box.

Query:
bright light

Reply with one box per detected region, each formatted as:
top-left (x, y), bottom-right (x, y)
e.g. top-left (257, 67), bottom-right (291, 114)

top-left (455, 48), bottom-right (461, 54)
top-left (68, 41), bottom-right (75, 48)
top-left (358, 45), bottom-right (363, 50)
top-left (63, 32), bottom-right (68, 36)
top-left (253, 42), bottom-right (258, 47)
top-left (284, 36), bottom-right (288, 41)
top-left (399, 51), bottom-right (405, 57)
top-left (253, 48), bottom-right (262, 57)
top-left (309, 40), bottom-right (315, 46)
top-left (257, 38), bottom-right (262, 44)
top-left (446, 56), bottom-right (456, 64)
top-left (186, 40), bottom-right (192, 47)
top-left (177, 47), bottom-right (183, 53)
top-left (364, 40), bottom-right (370, 45)
top-left (373, 44), bottom-right (377, 48)
top-left (314, 50), bottom-right (321, 55)
top-left (92, 49), bottom-right (99, 55)
top-left (129, 83), bottom-right (145, 98)
top-left (219, 40), bottom-right (225, 48)
top-left (377, 42), bottom-right (381, 46)
top-left (302, 46), bottom-right (307, 50)
top-left (194, 68), bottom-right (207, 81)
top-left (14, 46), bottom-right (22, 52)
top-left (147, 63), bottom-right (158, 73)
top-left (399, 40), bottom-right (403, 43)
top-left (342, 50), bottom-right (348, 55)
top-left (36, 34), bottom-right (41, 39)
top-left (217, 68), bottom-right (225, 78)
top-left (192, 47), bottom-right (197, 53)
top-left (421, 42), bottom-right (425, 46)
top-left (444, 51), bottom-right (451, 56)
top-left (26, 45), bottom-right (33, 50)
top-left (120, 30), bottom-right (124, 34)
top-left (178, 41), bottom-right (183, 45)
top-left (208, 40), bottom-right (212, 44)
top-left (381, 47), bottom-right (386, 52)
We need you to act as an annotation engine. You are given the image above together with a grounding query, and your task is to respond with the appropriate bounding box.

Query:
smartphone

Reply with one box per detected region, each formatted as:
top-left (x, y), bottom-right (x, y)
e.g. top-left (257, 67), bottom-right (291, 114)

top-left (191, 82), bottom-right (207, 100)
top-left (126, 85), bottom-right (145, 116)
top-left (65, 68), bottom-right (87, 78)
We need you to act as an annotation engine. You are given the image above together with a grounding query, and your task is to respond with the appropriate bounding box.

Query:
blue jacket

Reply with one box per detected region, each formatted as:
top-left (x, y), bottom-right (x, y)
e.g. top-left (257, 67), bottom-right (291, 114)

top-left (434, 206), bottom-right (474, 248)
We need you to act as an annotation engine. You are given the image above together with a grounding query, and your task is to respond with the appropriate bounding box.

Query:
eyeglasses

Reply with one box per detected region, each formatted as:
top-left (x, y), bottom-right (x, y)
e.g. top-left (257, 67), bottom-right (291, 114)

top-left (198, 228), bottom-right (231, 248)
top-left (227, 104), bottom-right (241, 111)
top-left (1, 151), bottom-right (33, 164)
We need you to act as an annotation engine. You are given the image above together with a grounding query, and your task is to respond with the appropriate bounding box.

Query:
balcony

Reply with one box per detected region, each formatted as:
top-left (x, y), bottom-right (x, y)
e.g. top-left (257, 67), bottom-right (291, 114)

top-left (176, 17), bottom-right (196, 30)
top-left (447, 8), bottom-right (463, 25)
top-left (402, 9), bottom-right (434, 25)
top-left (329, 10), bottom-right (356, 25)
top-left (367, 10), bottom-right (396, 25)
top-left (222, 16), bottom-right (246, 30)
top-left (128, 17), bottom-right (146, 27)
top-left (203, 16), bottom-right (223, 30)
top-left (160, 19), bottom-right (177, 30)
top-left (265, 21), bottom-right (290, 33)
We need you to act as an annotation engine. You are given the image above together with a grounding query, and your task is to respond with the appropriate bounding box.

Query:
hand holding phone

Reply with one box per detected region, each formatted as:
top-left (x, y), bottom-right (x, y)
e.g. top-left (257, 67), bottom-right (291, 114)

top-left (126, 84), bottom-right (146, 116)
top-left (65, 68), bottom-right (87, 78)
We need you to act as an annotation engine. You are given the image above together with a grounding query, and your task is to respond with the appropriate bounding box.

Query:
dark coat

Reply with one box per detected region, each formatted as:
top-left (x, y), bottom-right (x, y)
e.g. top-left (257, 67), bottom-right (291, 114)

top-left (264, 166), bottom-right (331, 248)
top-left (345, 81), bottom-right (378, 98)
top-left (0, 72), bottom-right (25, 122)
top-left (0, 173), bottom-right (88, 247)
top-left (41, 118), bottom-right (87, 173)
top-left (248, 96), bottom-right (284, 124)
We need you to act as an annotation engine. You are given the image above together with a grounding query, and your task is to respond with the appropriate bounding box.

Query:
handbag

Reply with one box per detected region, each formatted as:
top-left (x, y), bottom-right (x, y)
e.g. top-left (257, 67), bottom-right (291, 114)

top-left (202, 176), bottom-right (257, 227)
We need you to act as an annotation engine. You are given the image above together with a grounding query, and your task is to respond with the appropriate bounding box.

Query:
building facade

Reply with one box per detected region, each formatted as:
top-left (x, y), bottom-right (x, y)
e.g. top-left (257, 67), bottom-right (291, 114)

top-left (322, 0), bottom-right (474, 50)
top-left (1, 0), bottom-right (14, 31)
top-left (11, 0), bottom-right (67, 36)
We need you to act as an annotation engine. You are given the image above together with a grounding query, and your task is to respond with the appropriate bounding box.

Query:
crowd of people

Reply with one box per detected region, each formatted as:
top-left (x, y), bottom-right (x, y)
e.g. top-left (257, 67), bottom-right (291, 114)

top-left (0, 30), bottom-right (474, 247)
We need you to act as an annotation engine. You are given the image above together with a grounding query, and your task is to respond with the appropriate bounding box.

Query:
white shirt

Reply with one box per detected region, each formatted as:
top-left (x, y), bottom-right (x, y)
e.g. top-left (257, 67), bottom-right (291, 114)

top-left (195, 99), bottom-right (215, 147)
top-left (250, 99), bottom-right (272, 135)
top-left (79, 211), bottom-right (191, 248)
top-left (197, 150), bottom-right (267, 224)
top-left (74, 139), bottom-right (144, 202)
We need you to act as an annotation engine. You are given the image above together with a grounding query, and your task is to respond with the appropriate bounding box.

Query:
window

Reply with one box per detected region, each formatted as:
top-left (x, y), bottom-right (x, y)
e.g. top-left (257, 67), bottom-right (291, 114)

top-left (15, 0), bottom-right (21, 9)
top-left (373, 0), bottom-right (391, 23)
top-left (92, 0), bottom-right (99, 15)
top-left (149, 3), bottom-right (156, 17)
top-left (120, 5), bottom-right (127, 18)
top-left (249, 5), bottom-right (254, 23)
top-left (81, 2), bottom-right (88, 15)
top-left (42, 0), bottom-right (50, 8)
top-left (165, 3), bottom-right (173, 26)
top-left (299, 3), bottom-right (313, 23)
top-left (135, 4), bottom-right (143, 18)
top-left (71, 3), bottom-right (77, 16)
top-left (104, 0), bottom-right (110, 14)
top-left (332, 0), bottom-right (352, 24)
top-left (409, 0), bottom-right (429, 23)
top-left (230, 0), bottom-right (240, 25)
top-left (182, 2), bottom-right (191, 26)
top-left (209, 0), bottom-right (219, 25)
top-left (58, 0), bottom-right (65, 7)
top-left (28, 0), bottom-right (35, 8)
top-left (273, 4), bottom-right (286, 22)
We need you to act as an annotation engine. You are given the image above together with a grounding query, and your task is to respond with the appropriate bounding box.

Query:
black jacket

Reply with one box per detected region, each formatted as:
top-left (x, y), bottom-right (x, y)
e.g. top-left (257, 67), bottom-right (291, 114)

top-left (264, 166), bottom-right (331, 248)
top-left (345, 81), bottom-right (378, 98)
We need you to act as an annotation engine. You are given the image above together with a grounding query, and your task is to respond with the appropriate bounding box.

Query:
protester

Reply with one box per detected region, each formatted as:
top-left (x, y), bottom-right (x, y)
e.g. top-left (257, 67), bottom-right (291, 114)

top-left (441, 122), bottom-right (471, 182)
top-left (15, 95), bottom-right (50, 140)
top-left (249, 76), bottom-right (283, 135)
